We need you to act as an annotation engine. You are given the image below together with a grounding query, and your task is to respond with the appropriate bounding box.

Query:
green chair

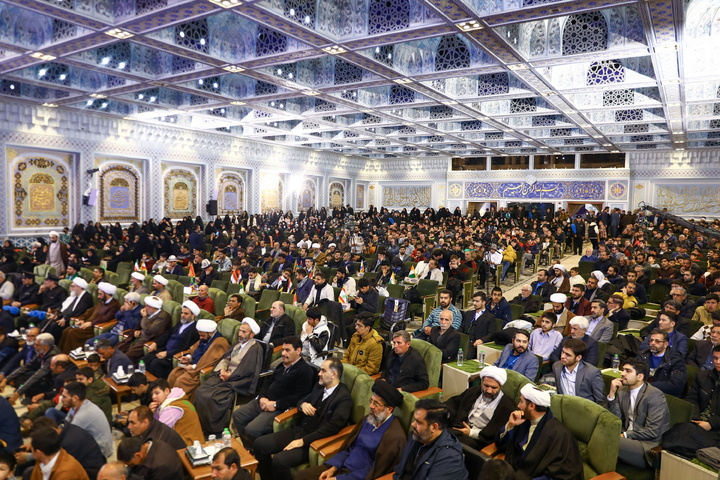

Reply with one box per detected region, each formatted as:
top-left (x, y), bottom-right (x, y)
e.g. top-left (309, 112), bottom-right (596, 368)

top-left (458, 332), bottom-right (470, 360)
top-left (166, 280), bottom-right (185, 304)
top-left (115, 265), bottom-right (133, 287)
top-left (550, 394), bottom-right (622, 479)
top-left (408, 280), bottom-right (439, 321)
top-left (279, 292), bottom-right (294, 304)
top-left (34, 265), bottom-right (56, 284)
top-left (227, 283), bottom-right (241, 295)
top-left (510, 303), bottom-right (525, 321)
top-left (577, 261), bottom-right (596, 276)
top-left (105, 271), bottom-right (119, 286)
top-left (596, 342), bottom-right (607, 369)
top-left (211, 280), bottom-right (229, 292)
top-left (409, 339), bottom-right (442, 398)
top-left (386, 284), bottom-right (405, 300)
top-left (647, 283), bottom-right (670, 304)
top-left (687, 319), bottom-right (704, 338)
top-left (285, 305), bottom-right (307, 334)
top-left (240, 294), bottom-right (256, 319)
top-left (80, 267), bottom-right (94, 283)
top-left (255, 289), bottom-right (280, 321)
top-left (162, 300), bottom-right (182, 327)
top-left (59, 279), bottom-right (72, 292)
top-left (217, 318), bottom-right (241, 344)
top-left (499, 369), bottom-right (532, 403)
top-left (87, 283), bottom-right (99, 305)
top-left (208, 288), bottom-right (228, 317)
top-left (176, 276), bottom-right (192, 287)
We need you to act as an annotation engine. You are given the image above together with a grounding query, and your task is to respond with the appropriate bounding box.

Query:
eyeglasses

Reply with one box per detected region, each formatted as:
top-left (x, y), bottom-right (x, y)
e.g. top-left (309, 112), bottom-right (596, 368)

top-left (369, 399), bottom-right (387, 408)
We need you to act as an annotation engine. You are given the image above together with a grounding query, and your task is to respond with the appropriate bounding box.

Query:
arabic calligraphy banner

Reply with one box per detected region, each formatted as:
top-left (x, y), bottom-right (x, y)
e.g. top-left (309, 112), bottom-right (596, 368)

top-left (382, 186), bottom-right (432, 208)
top-left (97, 158), bottom-right (143, 223)
top-left (464, 181), bottom-right (604, 200)
top-left (656, 184), bottom-right (720, 215)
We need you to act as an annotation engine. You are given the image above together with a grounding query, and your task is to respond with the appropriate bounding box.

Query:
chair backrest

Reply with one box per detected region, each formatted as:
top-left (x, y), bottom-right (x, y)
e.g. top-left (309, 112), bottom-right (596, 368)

top-left (114, 287), bottom-right (128, 305)
top-left (341, 363), bottom-right (365, 394)
top-left (240, 294), bottom-right (256, 318)
top-left (458, 332), bottom-right (470, 359)
top-left (162, 300), bottom-right (182, 326)
top-left (416, 279), bottom-right (439, 297)
top-left (279, 292), bottom-right (294, 304)
top-left (687, 319), bottom-right (704, 338)
top-left (227, 283), bottom-right (241, 295)
top-left (509, 303), bottom-right (525, 321)
top-left (550, 394), bottom-right (622, 478)
top-left (176, 276), bottom-right (192, 287)
top-left (33, 265), bottom-right (52, 284)
top-left (500, 368), bottom-right (532, 404)
top-left (208, 288), bottom-right (228, 317)
top-left (386, 284), bottom-right (405, 300)
top-left (217, 318), bottom-right (241, 343)
top-left (115, 267), bottom-right (132, 287)
top-left (577, 261), bottom-right (596, 275)
top-left (166, 280), bottom-right (184, 304)
top-left (349, 371), bottom-right (373, 425)
top-left (410, 339), bottom-right (442, 388)
top-left (197, 309), bottom-right (216, 321)
top-left (211, 280), bottom-right (229, 292)
top-left (665, 393), bottom-right (693, 428)
top-left (284, 305), bottom-right (306, 334)
top-left (59, 279), bottom-right (72, 292)
top-left (395, 391), bottom-right (419, 435)
top-left (596, 341), bottom-right (607, 368)
top-left (105, 270), bottom-right (119, 286)
top-left (86, 283), bottom-right (99, 305)
top-left (648, 282), bottom-right (670, 304)
top-left (257, 289), bottom-right (280, 311)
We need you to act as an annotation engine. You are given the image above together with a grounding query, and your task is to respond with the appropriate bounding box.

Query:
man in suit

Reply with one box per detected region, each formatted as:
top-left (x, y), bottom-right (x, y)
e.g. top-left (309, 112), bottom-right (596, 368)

top-left (381, 330), bottom-right (429, 393)
top-left (548, 316), bottom-right (600, 367)
top-left (5, 333), bottom-right (60, 404)
top-left (445, 366), bottom-right (516, 450)
top-left (639, 312), bottom-right (688, 358)
top-left (586, 299), bottom-right (614, 343)
top-left (428, 309), bottom-right (460, 364)
top-left (494, 329), bottom-right (538, 381)
top-left (565, 284), bottom-right (591, 317)
top-left (530, 269), bottom-right (556, 303)
top-left (605, 359), bottom-right (670, 469)
top-left (257, 301), bottom-right (296, 347)
top-left (635, 329), bottom-right (687, 397)
top-left (687, 324), bottom-right (720, 369)
top-left (117, 436), bottom-right (184, 480)
top-left (552, 338), bottom-right (604, 403)
top-left (461, 291), bottom-right (497, 359)
top-left (607, 295), bottom-right (631, 331)
top-left (254, 358), bottom-right (353, 480)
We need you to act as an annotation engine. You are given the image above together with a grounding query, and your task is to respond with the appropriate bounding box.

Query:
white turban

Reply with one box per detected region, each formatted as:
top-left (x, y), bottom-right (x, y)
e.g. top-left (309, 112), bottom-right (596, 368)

top-left (153, 275), bottom-right (168, 286)
top-left (479, 366), bottom-right (507, 386)
top-left (311, 243), bottom-right (320, 249)
top-left (131, 272), bottom-right (145, 281)
top-left (550, 293), bottom-right (567, 304)
top-left (49, 231), bottom-right (59, 237)
top-left (144, 296), bottom-right (163, 309)
top-left (520, 383), bottom-right (551, 407)
top-left (242, 317), bottom-right (260, 335)
top-left (72, 277), bottom-right (88, 289)
top-left (168, 255), bottom-right (178, 262)
top-left (553, 264), bottom-right (567, 272)
top-left (98, 282), bottom-right (116, 296)
top-left (196, 319), bottom-right (217, 333)
top-left (182, 300), bottom-right (200, 316)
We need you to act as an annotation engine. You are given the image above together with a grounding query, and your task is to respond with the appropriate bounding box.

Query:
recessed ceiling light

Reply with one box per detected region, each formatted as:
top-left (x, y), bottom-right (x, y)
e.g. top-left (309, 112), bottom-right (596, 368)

top-left (661, 79), bottom-right (680, 85)
top-left (322, 46), bottom-right (346, 54)
top-left (208, 0), bottom-right (241, 8)
top-left (123, 117), bottom-right (133, 120)
top-left (541, 91), bottom-right (556, 96)
top-left (667, 102), bottom-right (681, 107)
top-left (455, 20), bottom-right (483, 32)
top-left (230, 101), bottom-right (246, 105)
top-left (30, 52), bottom-right (56, 61)
top-left (90, 93), bottom-right (106, 98)
top-left (105, 28), bottom-right (134, 39)
top-left (361, 109), bottom-right (373, 113)
top-left (393, 78), bottom-right (412, 84)
top-left (612, 150), bottom-right (620, 153)
top-left (579, 124), bottom-right (590, 128)
top-left (42, 103), bottom-right (58, 107)
top-left (603, 144), bottom-right (611, 146)
top-left (223, 65), bottom-right (245, 73)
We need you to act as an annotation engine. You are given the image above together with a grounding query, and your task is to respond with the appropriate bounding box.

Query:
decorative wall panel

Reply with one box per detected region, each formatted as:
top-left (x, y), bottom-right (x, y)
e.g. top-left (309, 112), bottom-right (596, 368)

top-left (6, 146), bottom-right (73, 234)
top-left (448, 182), bottom-right (463, 198)
top-left (96, 156), bottom-right (143, 223)
top-left (382, 185), bottom-right (432, 208)
top-left (464, 181), bottom-right (605, 200)
top-left (216, 170), bottom-right (246, 215)
top-left (163, 165), bottom-right (199, 219)
top-left (260, 172), bottom-right (284, 212)
top-left (655, 184), bottom-right (720, 215)
top-left (607, 180), bottom-right (628, 201)
top-left (356, 183), bottom-right (365, 210)
top-left (329, 181), bottom-right (345, 207)
top-left (297, 178), bottom-right (317, 211)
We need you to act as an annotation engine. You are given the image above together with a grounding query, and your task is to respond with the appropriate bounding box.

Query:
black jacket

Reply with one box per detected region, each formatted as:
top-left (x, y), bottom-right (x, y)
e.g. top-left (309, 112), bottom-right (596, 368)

top-left (13, 283), bottom-right (40, 306)
top-left (381, 346), bottom-right (429, 393)
top-left (445, 386), bottom-right (517, 448)
top-left (140, 418), bottom-right (187, 450)
top-left (39, 285), bottom-right (68, 311)
top-left (259, 358), bottom-right (315, 412)
top-left (686, 368), bottom-right (720, 428)
top-left (635, 346), bottom-right (687, 397)
top-left (60, 423), bottom-right (106, 480)
top-left (460, 309), bottom-right (497, 359)
top-left (608, 308), bottom-right (631, 331)
top-left (687, 340), bottom-right (715, 369)
top-left (294, 382), bottom-right (353, 446)
top-left (530, 281), bottom-right (556, 303)
top-left (131, 438), bottom-right (184, 480)
top-left (549, 335), bottom-right (599, 366)
top-left (640, 313), bottom-right (689, 338)
top-left (429, 327), bottom-right (461, 363)
top-left (258, 314), bottom-right (296, 347)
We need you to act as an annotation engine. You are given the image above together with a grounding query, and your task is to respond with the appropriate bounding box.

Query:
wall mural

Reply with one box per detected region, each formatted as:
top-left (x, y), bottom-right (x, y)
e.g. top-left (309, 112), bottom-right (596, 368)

top-left (260, 172), bottom-right (284, 212)
top-left (329, 181), bottom-right (345, 208)
top-left (608, 180), bottom-right (628, 201)
top-left (655, 184), bottom-right (720, 215)
top-left (356, 184), bottom-right (365, 210)
top-left (464, 181), bottom-right (605, 200)
top-left (382, 185), bottom-right (432, 208)
top-left (163, 166), bottom-right (199, 219)
top-left (217, 171), bottom-right (246, 215)
top-left (298, 178), bottom-right (317, 211)
top-left (6, 146), bottom-right (72, 233)
top-left (96, 157), bottom-right (143, 223)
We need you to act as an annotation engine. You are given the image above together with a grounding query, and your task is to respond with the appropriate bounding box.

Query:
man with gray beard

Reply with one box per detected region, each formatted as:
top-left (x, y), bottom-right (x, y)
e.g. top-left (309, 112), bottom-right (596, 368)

top-left (294, 380), bottom-right (408, 480)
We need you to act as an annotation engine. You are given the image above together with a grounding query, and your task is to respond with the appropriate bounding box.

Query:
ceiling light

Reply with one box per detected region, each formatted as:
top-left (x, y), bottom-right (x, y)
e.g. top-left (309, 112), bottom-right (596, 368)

top-left (90, 93), bottom-right (106, 98)
top-left (179, 31), bottom-right (185, 38)
top-left (322, 46), bottom-right (346, 55)
top-left (603, 144), bottom-right (611, 146)
top-left (305, 16), bottom-right (311, 24)
top-left (42, 103), bottom-right (58, 108)
top-left (118, 62), bottom-right (126, 69)
top-left (101, 102), bottom-right (108, 108)
top-left (30, 52), bottom-right (56, 61)
top-left (149, 96), bottom-right (156, 102)
top-left (667, 102), bottom-right (681, 107)
top-left (230, 101), bottom-right (246, 105)
top-left (289, 8), bottom-right (295, 15)
top-left (455, 20), bottom-right (483, 32)
top-left (566, 110), bottom-right (577, 114)
top-left (654, 43), bottom-right (678, 52)
top-left (199, 38), bottom-right (206, 46)
top-left (100, 57), bottom-right (110, 65)
top-left (105, 28), bottom-right (134, 39)
top-left (223, 65), bottom-right (245, 73)
top-left (59, 74), bottom-right (66, 80)
top-left (361, 109), bottom-right (373, 113)
top-left (303, 90), bottom-right (320, 96)
top-left (8, 84), bottom-right (14, 90)
top-left (507, 64), bottom-right (527, 71)
top-left (208, 0), bottom-right (241, 8)
top-left (541, 91), bottom-right (556, 96)
top-left (661, 79), bottom-right (680, 85)
top-left (591, 135), bottom-right (602, 138)
top-left (612, 150), bottom-right (620, 153)
top-left (213, 82), bottom-right (219, 88)
top-left (38, 69), bottom-right (47, 77)
top-left (443, 101), bottom-right (458, 105)
top-left (393, 78), bottom-right (412, 84)
top-left (86, 100), bottom-right (94, 106)
top-left (123, 116), bottom-right (133, 120)
top-left (579, 124), bottom-right (590, 128)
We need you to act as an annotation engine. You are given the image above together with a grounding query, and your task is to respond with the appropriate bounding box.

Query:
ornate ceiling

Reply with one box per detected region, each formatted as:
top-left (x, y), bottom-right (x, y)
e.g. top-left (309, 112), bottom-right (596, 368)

top-left (0, 0), bottom-right (718, 159)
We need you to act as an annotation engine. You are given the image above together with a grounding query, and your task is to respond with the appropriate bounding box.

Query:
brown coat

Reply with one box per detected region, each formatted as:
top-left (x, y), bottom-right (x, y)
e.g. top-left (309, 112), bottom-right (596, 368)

top-left (168, 335), bottom-right (230, 400)
top-left (30, 448), bottom-right (90, 480)
top-left (118, 310), bottom-right (172, 361)
top-left (59, 298), bottom-right (121, 353)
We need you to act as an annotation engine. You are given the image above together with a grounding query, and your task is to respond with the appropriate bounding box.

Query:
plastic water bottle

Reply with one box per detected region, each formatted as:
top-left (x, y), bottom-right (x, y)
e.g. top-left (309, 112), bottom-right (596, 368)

top-left (138, 360), bottom-right (146, 374)
top-left (479, 350), bottom-right (485, 366)
top-left (457, 348), bottom-right (464, 367)
top-left (222, 428), bottom-right (232, 448)
top-left (93, 339), bottom-right (98, 351)
top-left (612, 354), bottom-right (620, 373)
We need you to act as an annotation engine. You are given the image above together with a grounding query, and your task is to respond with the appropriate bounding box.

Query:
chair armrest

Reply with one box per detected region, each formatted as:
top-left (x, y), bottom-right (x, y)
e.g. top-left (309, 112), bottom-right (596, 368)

top-left (145, 341), bottom-right (156, 350)
top-left (318, 438), bottom-right (346, 459)
top-left (480, 443), bottom-right (499, 457)
top-left (121, 329), bottom-right (133, 339)
top-left (274, 407), bottom-right (300, 424)
top-left (409, 386), bottom-right (442, 399)
top-left (173, 350), bottom-right (190, 360)
top-left (370, 373), bottom-right (381, 381)
top-left (22, 304), bottom-right (39, 311)
top-left (311, 424), bottom-right (355, 453)
top-left (199, 365), bottom-right (214, 375)
top-left (375, 474), bottom-right (393, 480)
top-left (273, 345), bottom-right (282, 354)
top-left (590, 473), bottom-right (626, 480)
top-left (95, 320), bottom-right (117, 330)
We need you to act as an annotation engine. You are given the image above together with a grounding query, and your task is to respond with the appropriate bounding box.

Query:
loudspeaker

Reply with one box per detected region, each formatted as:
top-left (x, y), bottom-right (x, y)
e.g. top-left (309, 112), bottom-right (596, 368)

top-left (206, 200), bottom-right (218, 216)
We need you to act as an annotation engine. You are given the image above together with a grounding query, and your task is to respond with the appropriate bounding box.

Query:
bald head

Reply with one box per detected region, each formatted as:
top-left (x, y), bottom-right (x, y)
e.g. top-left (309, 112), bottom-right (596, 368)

top-left (97, 462), bottom-right (130, 480)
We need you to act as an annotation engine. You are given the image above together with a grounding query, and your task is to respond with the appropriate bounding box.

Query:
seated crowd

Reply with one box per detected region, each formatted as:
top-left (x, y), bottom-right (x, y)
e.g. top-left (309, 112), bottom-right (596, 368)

top-left (0, 204), bottom-right (719, 480)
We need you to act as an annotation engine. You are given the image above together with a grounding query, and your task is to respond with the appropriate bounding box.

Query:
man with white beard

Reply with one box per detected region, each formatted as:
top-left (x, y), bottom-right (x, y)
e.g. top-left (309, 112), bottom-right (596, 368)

top-left (293, 380), bottom-right (408, 480)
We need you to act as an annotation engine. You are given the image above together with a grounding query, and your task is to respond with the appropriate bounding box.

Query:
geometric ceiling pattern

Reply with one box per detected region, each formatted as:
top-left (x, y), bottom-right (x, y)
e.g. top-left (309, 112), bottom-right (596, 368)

top-left (0, 0), bottom-right (717, 158)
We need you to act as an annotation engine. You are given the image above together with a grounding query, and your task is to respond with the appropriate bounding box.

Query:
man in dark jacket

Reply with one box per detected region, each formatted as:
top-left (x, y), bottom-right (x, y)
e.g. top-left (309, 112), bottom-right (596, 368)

top-left (530, 269), bottom-right (556, 303)
top-left (117, 436), bottom-right (184, 480)
top-left (257, 302), bottom-right (296, 347)
top-left (687, 324), bottom-right (720, 369)
top-left (634, 329), bottom-right (687, 397)
top-left (142, 301), bottom-right (200, 379)
top-left (231, 336), bottom-right (314, 443)
top-left (392, 398), bottom-right (468, 480)
top-left (351, 278), bottom-right (378, 315)
top-left (509, 285), bottom-right (540, 314)
top-left (429, 310), bottom-right (460, 363)
top-left (381, 330), bottom-right (429, 393)
top-left (5, 333), bottom-right (59, 403)
top-left (254, 358), bottom-right (353, 480)
top-left (488, 287), bottom-right (512, 327)
top-left (460, 291), bottom-right (498, 359)
top-left (127, 405), bottom-right (187, 451)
